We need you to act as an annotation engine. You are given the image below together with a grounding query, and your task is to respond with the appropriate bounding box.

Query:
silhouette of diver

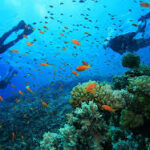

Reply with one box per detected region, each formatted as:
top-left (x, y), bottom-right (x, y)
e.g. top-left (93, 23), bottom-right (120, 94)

top-left (0, 20), bottom-right (34, 54)
top-left (0, 20), bottom-right (33, 89)
top-left (105, 12), bottom-right (150, 54)
top-left (0, 66), bottom-right (17, 89)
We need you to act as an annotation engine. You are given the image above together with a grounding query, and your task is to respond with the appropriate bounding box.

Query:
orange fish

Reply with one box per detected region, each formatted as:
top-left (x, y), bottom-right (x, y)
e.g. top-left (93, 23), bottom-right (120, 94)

top-left (62, 48), bottom-right (67, 50)
top-left (42, 102), bottom-right (48, 107)
top-left (60, 33), bottom-right (64, 36)
top-left (102, 105), bottom-right (115, 112)
top-left (26, 42), bottom-right (33, 46)
top-left (72, 71), bottom-right (79, 76)
top-left (84, 32), bottom-right (89, 34)
top-left (12, 132), bottom-right (15, 141)
top-left (26, 87), bottom-right (33, 93)
top-left (76, 65), bottom-right (91, 71)
top-left (85, 83), bottom-right (97, 93)
top-left (0, 96), bottom-right (3, 101)
top-left (64, 26), bottom-right (68, 29)
top-left (19, 90), bottom-right (23, 95)
top-left (72, 40), bottom-right (81, 45)
top-left (11, 84), bottom-right (15, 88)
top-left (23, 34), bottom-right (28, 38)
top-left (40, 63), bottom-right (49, 66)
top-left (10, 49), bottom-right (19, 53)
top-left (140, 2), bottom-right (150, 7)
top-left (64, 41), bottom-right (68, 44)
top-left (40, 30), bottom-right (44, 34)
top-left (44, 26), bottom-right (48, 30)
top-left (82, 61), bottom-right (89, 66)
top-left (32, 28), bottom-right (36, 31)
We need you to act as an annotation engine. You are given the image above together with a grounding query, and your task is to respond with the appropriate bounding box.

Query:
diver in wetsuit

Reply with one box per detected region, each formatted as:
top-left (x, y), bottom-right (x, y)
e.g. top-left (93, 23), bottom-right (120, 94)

top-left (105, 12), bottom-right (150, 54)
top-left (0, 20), bottom-right (33, 89)
top-left (0, 20), bottom-right (34, 54)
top-left (0, 66), bottom-right (17, 89)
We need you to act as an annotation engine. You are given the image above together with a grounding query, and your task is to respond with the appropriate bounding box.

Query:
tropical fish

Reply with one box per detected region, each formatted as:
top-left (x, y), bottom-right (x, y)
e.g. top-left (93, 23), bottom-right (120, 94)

top-left (85, 83), bottom-right (97, 93)
top-left (76, 65), bottom-right (91, 71)
top-left (26, 42), bottom-right (33, 46)
top-left (84, 32), bottom-right (89, 34)
top-left (60, 33), bottom-right (64, 36)
top-left (72, 71), bottom-right (79, 76)
top-left (140, 2), bottom-right (150, 7)
top-left (42, 102), bottom-right (48, 107)
top-left (23, 34), bottom-right (28, 38)
top-left (40, 63), bottom-right (49, 66)
top-left (62, 48), bottom-right (67, 50)
top-left (44, 26), bottom-right (48, 30)
top-left (0, 96), bottom-right (3, 101)
top-left (40, 30), bottom-right (44, 34)
top-left (64, 26), bottom-right (68, 29)
top-left (10, 49), bottom-right (19, 53)
top-left (19, 90), bottom-right (23, 95)
top-left (72, 40), bottom-right (81, 45)
top-left (11, 84), bottom-right (15, 88)
top-left (102, 105), bottom-right (115, 112)
top-left (26, 86), bottom-right (33, 93)
top-left (82, 61), bottom-right (89, 66)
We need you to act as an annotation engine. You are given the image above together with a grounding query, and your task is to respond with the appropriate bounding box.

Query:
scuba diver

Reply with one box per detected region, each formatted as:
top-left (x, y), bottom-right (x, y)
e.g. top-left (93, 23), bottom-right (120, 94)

top-left (0, 20), bottom-right (34, 88)
top-left (104, 12), bottom-right (150, 54)
top-left (0, 66), bottom-right (17, 89)
top-left (0, 20), bottom-right (34, 54)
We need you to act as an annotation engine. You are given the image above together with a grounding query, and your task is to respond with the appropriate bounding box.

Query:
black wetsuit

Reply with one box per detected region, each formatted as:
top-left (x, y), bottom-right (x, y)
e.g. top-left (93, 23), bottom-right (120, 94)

top-left (0, 20), bottom-right (33, 54)
top-left (107, 12), bottom-right (150, 54)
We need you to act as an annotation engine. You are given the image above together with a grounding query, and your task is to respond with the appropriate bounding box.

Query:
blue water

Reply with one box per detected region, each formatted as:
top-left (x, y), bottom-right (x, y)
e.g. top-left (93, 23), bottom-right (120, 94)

top-left (0, 0), bottom-right (149, 98)
top-left (0, 0), bottom-right (150, 149)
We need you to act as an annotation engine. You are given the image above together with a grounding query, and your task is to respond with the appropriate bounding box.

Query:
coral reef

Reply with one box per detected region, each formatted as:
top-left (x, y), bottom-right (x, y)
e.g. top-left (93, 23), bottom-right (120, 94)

top-left (119, 75), bottom-right (150, 128)
top-left (70, 80), bottom-right (132, 110)
top-left (113, 64), bottom-right (150, 90)
top-left (122, 53), bottom-right (141, 68)
top-left (40, 101), bottom-right (112, 150)
top-left (127, 75), bottom-right (150, 96)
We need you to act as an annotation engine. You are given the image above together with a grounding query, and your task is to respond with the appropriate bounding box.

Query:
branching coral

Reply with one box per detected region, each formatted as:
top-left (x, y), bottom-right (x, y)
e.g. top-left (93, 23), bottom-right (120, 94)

top-left (40, 101), bottom-right (111, 150)
top-left (70, 80), bottom-right (132, 110)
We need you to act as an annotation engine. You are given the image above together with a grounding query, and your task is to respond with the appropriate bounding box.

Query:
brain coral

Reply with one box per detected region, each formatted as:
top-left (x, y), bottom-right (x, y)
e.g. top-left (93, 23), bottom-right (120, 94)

top-left (70, 80), bottom-right (133, 110)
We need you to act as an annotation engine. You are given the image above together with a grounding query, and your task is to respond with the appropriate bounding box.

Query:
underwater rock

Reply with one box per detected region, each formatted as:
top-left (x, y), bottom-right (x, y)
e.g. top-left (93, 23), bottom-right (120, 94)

top-left (122, 53), bottom-right (141, 68)
top-left (70, 80), bottom-right (132, 110)
top-left (40, 101), bottom-right (111, 150)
